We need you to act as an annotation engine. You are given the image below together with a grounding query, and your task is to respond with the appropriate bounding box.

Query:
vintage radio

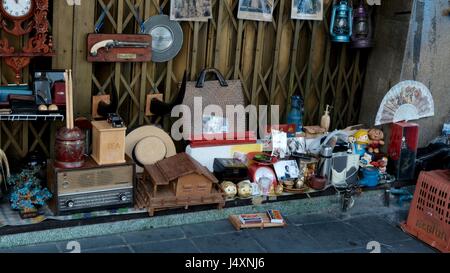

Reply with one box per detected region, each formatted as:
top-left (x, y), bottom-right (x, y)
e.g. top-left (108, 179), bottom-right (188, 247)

top-left (47, 156), bottom-right (135, 215)
top-left (388, 122), bottom-right (420, 181)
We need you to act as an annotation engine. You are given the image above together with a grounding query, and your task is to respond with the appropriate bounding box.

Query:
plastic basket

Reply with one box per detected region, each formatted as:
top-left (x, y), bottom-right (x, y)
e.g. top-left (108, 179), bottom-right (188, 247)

top-left (401, 170), bottom-right (450, 253)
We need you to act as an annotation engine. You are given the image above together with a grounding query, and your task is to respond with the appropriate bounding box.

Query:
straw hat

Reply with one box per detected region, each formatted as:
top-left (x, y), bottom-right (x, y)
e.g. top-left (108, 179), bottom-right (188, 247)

top-left (125, 126), bottom-right (176, 172)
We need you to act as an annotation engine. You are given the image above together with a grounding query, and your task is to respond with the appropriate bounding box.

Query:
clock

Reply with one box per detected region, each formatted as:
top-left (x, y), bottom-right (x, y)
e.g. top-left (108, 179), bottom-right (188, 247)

top-left (0, 0), bottom-right (54, 83)
top-left (0, 0), bottom-right (35, 19)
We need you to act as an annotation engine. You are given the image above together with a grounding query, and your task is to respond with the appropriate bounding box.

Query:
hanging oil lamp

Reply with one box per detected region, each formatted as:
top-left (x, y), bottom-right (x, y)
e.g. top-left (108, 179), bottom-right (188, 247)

top-left (351, 0), bottom-right (374, 48)
top-left (330, 0), bottom-right (353, 43)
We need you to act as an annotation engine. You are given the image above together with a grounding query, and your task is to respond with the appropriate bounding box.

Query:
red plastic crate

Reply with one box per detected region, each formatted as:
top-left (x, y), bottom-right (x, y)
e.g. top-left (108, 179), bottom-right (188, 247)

top-left (401, 170), bottom-right (450, 253)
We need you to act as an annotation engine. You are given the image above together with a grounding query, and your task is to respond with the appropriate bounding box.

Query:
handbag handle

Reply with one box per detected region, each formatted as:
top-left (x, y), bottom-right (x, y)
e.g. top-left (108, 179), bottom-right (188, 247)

top-left (195, 68), bottom-right (229, 88)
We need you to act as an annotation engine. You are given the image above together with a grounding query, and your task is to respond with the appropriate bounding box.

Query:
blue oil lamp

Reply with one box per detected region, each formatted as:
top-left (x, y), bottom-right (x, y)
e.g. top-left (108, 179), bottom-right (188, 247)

top-left (330, 0), bottom-right (353, 43)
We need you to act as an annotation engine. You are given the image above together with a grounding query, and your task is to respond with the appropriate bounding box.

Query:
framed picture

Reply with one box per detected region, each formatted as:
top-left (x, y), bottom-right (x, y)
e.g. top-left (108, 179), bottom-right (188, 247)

top-left (170, 0), bottom-right (213, 22)
top-left (238, 0), bottom-right (274, 22)
top-left (274, 160), bottom-right (300, 181)
top-left (291, 0), bottom-right (323, 21)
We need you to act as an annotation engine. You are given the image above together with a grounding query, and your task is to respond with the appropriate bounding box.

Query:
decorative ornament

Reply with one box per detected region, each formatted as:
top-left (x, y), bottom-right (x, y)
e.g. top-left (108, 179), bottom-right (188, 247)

top-left (220, 181), bottom-right (237, 199)
top-left (237, 180), bottom-right (253, 199)
top-left (0, 0), bottom-right (55, 83)
top-left (7, 167), bottom-right (52, 213)
top-left (375, 81), bottom-right (435, 126)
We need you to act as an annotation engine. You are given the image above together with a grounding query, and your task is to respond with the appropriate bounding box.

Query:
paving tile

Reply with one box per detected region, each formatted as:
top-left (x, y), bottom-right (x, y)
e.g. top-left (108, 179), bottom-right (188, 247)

top-left (0, 243), bottom-right (60, 253)
top-left (245, 225), bottom-right (322, 253)
top-left (344, 215), bottom-right (411, 244)
top-left (192, 232), bottom-right (266, 253)
top-left (327, 246), bottom-right (393, 253)
top-left (388, 239), bottom-right (438, 253)
top-left (181, 219), bottom-right (236, 238)
top-left (286, 213), bottom-right (340, 226)
top-left (131, 239), bottom-right (199, 253)
top-left (85, 246), bottom-right (133, 253)
top-left (381, 209), bottom-right (410, 226)
top-left (121, 227), bottom-right (185, 244)
top-left (299, 221), bottom-right (371, 251)
top-left (56, 235), bottom-right (126, 252)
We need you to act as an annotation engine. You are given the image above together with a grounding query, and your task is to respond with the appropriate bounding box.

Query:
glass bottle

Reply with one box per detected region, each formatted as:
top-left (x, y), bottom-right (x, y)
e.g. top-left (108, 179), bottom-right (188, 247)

top-left (287, 95), bottom-right (304, 134)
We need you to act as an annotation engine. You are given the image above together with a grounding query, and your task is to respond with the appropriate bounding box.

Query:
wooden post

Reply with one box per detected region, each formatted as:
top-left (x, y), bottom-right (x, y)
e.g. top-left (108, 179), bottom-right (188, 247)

top-left (72, 1), bottom-right (96, 118)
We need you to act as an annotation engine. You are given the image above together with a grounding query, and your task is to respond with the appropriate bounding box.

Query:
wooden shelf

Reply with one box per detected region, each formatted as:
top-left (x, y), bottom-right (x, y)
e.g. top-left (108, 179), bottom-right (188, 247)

top-left (0, 113), bottom-right (65, 121)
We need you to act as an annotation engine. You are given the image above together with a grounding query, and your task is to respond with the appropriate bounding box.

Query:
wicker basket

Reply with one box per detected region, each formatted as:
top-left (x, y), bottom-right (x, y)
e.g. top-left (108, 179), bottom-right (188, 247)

top-left (401, 170), bottom-right (450, 253)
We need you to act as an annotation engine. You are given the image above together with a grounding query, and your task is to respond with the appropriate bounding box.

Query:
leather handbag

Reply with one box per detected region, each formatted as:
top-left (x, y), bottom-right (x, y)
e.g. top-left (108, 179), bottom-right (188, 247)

top-left (182, 68), bottom-right (246, 135)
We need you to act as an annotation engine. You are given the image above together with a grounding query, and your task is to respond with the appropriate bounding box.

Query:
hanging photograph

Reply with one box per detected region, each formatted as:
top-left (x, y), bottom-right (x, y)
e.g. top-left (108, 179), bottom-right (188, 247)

top-left (291, 0), bottom-right (323, 21)
top-left (170, 0), bottom-right (213, 22)
top-left (238, 0), bottom-right (274, 22)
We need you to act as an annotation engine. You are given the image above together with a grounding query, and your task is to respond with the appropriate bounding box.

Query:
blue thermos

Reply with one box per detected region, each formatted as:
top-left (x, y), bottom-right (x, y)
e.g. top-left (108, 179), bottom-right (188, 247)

top-left (288, 96), bottom-right (304, 134)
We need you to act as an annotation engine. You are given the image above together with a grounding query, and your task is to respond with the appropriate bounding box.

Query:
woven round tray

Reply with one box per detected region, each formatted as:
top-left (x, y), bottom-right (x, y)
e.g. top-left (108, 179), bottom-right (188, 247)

top-left (283, 186), bottom-right (311, 194)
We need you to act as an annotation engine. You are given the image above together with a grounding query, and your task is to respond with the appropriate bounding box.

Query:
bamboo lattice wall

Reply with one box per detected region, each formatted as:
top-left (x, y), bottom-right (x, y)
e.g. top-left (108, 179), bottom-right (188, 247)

top-left (1, 0), bottom-right (368, 160)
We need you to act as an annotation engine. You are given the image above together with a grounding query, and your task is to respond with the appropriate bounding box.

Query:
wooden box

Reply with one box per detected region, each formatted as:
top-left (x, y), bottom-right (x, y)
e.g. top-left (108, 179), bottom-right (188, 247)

top-left (170, 174), bottom-right (212, 198)
top-left (228, 213), bottom-right (287, 231)
top-left (91, 120), bottom-right (126, 165)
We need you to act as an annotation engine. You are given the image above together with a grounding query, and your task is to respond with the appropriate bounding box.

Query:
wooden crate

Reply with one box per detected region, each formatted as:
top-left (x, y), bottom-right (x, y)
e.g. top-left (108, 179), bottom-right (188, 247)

top-left (91, 120), bottom-right (126, 165)
top-left (228, 213), bottom-right (287, 231)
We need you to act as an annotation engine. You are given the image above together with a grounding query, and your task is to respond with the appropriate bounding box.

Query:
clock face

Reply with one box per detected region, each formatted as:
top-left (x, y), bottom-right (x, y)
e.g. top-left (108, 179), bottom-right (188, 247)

top-left (1, 0), bottom-right (33, 18)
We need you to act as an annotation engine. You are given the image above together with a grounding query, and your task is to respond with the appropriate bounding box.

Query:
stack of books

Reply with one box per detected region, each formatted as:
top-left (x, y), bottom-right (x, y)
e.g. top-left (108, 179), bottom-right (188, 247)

top-left (267, 210), bottom-right (285, 224)
top-left (238, 214), bottom-right (263, 225)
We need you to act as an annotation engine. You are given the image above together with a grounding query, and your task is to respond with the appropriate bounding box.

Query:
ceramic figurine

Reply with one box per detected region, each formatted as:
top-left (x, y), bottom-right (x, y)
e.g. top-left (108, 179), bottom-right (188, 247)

top-left (353, 129), bottom-right (369, 157)
top-left (371, 157), bottom-right (388, 174)
top-left (237, 180), bottom-right (253, 198)
top-left (368, 128), bottom-right (385, 154)
top-left (360, 152), bottom-right (373, 167)
top-left (320, 105), bottom-right (332, 132)
top-left (295, 178), bottom-right (305, 189)
top-left (220, 181), bottom-right (237, 199)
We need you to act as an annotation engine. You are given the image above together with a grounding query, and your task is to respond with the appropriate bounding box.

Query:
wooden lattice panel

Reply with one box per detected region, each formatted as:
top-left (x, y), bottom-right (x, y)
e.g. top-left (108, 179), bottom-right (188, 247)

top-left (1, 0), bottom-right (368, 160)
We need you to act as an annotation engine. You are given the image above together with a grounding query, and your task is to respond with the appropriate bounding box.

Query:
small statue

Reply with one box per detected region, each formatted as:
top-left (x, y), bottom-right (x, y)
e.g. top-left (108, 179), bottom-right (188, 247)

top-left (360, 152), bottom-right (374, 167)
top-left (371, 157), bottom-right (388, 174)
top-left (353, 129), bottom-right (370, 157)
top-left (368, 128), bottom-right (385, 154)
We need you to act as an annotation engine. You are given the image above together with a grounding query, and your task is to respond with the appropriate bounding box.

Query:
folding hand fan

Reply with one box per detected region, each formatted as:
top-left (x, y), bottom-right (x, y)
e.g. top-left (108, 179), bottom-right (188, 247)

top-left (375, 81), bottom-right (435, 126)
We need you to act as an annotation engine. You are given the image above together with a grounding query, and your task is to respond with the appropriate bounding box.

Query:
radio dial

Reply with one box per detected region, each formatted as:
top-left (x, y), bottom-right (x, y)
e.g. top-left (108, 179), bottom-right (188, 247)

top-left (119, 193), bottom-right (127, 202)
top-left (66, 200), bottom-right (75, 208)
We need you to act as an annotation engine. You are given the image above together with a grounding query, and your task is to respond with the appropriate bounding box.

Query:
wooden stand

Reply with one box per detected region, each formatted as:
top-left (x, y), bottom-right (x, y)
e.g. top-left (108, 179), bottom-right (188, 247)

top-left (91, 120), bottom-right (126, 165)
top-left (228, 213), bottom-right (287, 231)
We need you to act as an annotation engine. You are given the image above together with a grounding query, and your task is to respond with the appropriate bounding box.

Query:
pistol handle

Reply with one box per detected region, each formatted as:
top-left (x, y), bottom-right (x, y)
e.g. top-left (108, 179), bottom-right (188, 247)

top-left (90, 40), bottom-right (114, 56)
